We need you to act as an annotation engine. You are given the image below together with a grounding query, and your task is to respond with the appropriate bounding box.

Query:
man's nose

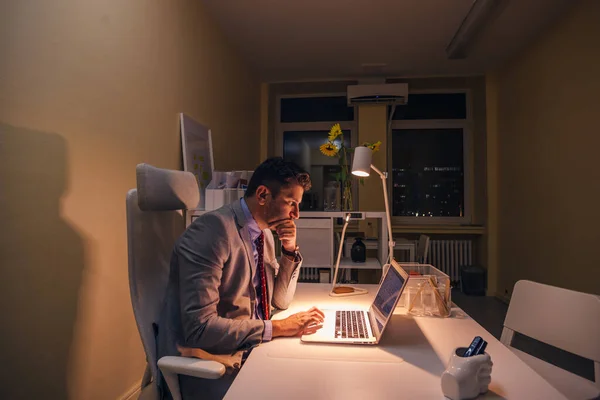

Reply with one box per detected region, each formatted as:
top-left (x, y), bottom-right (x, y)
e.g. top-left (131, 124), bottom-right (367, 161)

top-left (290, 206), bottom-right (299, 219)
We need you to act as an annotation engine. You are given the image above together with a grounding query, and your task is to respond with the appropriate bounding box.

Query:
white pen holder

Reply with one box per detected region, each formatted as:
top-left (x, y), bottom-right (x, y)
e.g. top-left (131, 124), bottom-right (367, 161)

top-left (441, 347), bottom-right (493, 400)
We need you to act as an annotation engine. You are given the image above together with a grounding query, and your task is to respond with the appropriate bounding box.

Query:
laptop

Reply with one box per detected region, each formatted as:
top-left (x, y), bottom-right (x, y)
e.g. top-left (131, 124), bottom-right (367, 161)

top-left (301, 260), bottom-right (410, 345)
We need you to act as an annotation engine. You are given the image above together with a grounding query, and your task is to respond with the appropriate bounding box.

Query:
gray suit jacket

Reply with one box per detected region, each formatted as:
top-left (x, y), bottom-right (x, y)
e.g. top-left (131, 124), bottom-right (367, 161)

top-left (157, 199), bottom-right (302, 398)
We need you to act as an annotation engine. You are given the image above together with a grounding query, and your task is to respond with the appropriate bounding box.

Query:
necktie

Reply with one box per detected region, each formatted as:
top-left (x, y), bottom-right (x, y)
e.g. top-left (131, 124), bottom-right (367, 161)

top-left (254, 232), bottom-right (269, 320)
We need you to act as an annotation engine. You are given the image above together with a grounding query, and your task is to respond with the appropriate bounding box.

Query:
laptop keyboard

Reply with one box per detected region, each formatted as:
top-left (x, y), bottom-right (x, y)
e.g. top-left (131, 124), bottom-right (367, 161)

top-left (335, 310), bottom-right (368, 339)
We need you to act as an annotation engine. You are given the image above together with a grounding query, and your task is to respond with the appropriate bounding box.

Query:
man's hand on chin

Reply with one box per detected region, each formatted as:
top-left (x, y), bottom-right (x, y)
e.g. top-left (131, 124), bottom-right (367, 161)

top-left (274, 219), bottom-right (297, 253)
top-left (272, 307), bottom-right (325, 337)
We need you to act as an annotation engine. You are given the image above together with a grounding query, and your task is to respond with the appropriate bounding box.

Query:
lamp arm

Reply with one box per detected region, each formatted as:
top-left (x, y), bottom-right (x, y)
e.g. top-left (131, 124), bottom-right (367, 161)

top-left (370, 164), bottom-right (395, 263)
top-left (331, 215), bottom-right (350, 288)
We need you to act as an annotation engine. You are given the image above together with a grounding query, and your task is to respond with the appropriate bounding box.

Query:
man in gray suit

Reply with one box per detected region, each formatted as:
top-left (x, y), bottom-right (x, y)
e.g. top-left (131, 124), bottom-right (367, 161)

top-left (158, 157), bottom-right (325, 399)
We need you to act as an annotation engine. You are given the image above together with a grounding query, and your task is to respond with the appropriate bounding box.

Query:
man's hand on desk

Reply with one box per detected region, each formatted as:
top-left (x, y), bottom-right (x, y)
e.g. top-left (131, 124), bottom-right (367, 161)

top-left (272, 307), bottom-right (325, 337)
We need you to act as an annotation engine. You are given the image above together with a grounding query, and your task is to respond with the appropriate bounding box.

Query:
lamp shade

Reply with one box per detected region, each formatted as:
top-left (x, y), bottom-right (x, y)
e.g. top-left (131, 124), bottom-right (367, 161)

top-left (352, 146), bottom-right (372, 177)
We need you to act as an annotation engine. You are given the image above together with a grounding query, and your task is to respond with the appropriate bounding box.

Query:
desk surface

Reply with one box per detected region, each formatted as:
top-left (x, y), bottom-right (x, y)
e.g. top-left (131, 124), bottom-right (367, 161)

top-left (224, 283), bottom-right (565, 400)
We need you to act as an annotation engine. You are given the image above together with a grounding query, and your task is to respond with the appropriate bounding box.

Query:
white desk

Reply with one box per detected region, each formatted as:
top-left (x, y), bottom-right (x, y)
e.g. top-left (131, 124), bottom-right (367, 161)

top-left (225, 284), bottom-right (566, 400)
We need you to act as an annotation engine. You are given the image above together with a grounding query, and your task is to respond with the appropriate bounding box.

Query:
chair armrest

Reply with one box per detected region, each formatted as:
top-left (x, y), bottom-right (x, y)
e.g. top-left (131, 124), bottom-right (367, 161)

top-left (158, 356), bottom-right (226, 380)
top-left (158, 356), bottom-right (226, 400)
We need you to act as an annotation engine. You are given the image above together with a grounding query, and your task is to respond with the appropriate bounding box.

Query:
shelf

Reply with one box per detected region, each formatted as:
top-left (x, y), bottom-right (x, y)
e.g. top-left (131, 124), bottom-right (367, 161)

top-left (300, 211), bottom-right (387, 219)
top-left (391, 225), bottom-right (485, 235)
top-left (344, 238), bottom-right (379, 250)
top-left (337, 257), bottom-right (382, 270)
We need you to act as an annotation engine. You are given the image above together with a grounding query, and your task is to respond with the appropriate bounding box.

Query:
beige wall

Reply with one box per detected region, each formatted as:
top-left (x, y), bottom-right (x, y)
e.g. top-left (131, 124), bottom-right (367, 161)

top-left (260, 83), bottom-right (270, 161)
top-left (485, 73), bottom-right (500, 297)
top-left (0, 1), bottom-right (260, 399)
top-left (491, 0), bottom-right (600, 297)
top-left (357, 105), bottom-right (387, 211)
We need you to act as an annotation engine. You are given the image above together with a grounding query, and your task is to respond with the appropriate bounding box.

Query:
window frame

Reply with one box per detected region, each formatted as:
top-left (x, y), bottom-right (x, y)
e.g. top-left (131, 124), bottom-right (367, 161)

top-left (275, 93), bottom-right (357, 153)
top-left (275, 93), bottom-right (358, 210)
top-left (275, 92), bottom-right (358, 162)
top-left (387, 88), bottom-right (474, 225)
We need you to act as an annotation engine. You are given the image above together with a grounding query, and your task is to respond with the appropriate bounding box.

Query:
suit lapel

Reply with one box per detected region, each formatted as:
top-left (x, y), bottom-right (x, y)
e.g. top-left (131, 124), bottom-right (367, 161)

top-left (231, 200), bottom-right (257, 279)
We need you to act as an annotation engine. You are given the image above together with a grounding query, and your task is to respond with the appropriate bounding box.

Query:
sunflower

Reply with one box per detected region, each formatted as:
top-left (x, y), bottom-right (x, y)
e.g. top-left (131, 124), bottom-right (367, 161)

top-left (320, 142), bottom-right (339, 157)
top-left (362, 141), bottom-right (382, 152)
top-left (369, 140), bottom-right (382, 152)
top-left (328, 123), bottom-right (343, 141)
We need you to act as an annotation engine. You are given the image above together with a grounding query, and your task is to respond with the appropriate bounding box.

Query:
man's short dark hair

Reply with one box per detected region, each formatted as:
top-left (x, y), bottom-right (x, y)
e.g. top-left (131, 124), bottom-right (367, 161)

top-left (245, 157), bottom-right (311, 198)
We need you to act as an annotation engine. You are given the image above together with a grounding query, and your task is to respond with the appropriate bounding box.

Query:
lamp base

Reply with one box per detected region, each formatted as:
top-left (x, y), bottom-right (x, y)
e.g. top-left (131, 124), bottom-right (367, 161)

top-left (329, 285), bottom-right (369, 297)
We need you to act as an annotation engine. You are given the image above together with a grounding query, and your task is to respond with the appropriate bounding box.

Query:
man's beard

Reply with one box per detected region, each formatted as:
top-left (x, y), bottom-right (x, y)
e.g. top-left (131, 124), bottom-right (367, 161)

top-left (264, 203), bottom-right (289, 228)
top-left (266, 217), bottom-right (290, 228)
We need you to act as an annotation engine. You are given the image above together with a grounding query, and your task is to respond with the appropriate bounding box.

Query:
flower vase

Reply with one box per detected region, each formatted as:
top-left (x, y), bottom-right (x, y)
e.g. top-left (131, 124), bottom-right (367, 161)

top-left (341, 180), bottom-right (353, 211)
top-left (324, 181), bottom-right (341, 211)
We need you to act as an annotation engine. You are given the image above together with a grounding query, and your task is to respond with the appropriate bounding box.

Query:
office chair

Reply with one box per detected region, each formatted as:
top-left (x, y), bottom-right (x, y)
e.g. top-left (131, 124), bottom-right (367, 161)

top-left (501, 280), bottom-right (600, 400)
top-left (126, 163), bottom-right (225, 400)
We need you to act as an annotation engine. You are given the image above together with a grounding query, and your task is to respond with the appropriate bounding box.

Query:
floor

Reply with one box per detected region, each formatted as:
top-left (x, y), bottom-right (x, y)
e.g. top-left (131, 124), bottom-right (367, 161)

top-left (452, 290), bottom-right (595, 382)
top-left (452, 289), bottom-right (509, 340)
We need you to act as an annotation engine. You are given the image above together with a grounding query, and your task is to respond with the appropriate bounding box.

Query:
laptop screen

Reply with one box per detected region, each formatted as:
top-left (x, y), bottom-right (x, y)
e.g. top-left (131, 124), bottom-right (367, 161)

top-left (369, 264), bottom-right (407, 339)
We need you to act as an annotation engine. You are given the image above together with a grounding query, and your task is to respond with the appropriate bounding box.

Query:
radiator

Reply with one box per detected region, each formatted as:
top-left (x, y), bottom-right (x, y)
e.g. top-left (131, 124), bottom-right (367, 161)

top-left (429, 240), bottom-right (473, 283)
top-left (299, 267), bottom-right (322, 283)
top-left (298, 240), bottom-right (473, 284)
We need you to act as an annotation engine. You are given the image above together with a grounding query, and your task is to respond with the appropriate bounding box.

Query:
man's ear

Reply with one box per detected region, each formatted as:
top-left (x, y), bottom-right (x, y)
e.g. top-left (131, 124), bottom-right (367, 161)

top-left (256, 185), bottom-right (270, 205)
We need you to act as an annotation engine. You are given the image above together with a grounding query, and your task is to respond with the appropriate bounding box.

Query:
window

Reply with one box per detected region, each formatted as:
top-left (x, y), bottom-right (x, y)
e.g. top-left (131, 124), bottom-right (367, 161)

top-left (275, 91), bottom-right (472, 222)
top-left (392, 128), bottom-right (465, 217)
top-left (389, 91), bottom-right (472, 224)
top-left (276, 95), bottom-right (356, 211)
top-left (392, 93), bottom-right (467, 120)
top-left (280, 96), bottom-right (354, 123)
top-left (283, 129), bottom-right (351, 211)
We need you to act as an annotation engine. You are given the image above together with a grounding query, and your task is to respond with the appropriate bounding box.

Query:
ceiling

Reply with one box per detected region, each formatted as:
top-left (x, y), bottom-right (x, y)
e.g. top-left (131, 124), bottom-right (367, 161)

top-left (201, 0), bottom-right (576, 82)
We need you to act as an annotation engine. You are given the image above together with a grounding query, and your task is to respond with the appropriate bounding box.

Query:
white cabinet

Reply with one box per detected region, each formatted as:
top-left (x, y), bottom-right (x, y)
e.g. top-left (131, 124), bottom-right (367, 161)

top-left (295, 218), bottom-right (333, 268)
top-left (186, 209), bottom-right (391, 281)
top-left (297, 212), bottom-right (389, 274)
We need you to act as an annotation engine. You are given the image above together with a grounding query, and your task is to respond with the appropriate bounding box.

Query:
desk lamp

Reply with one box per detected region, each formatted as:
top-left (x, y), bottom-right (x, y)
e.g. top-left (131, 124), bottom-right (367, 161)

top-left (330, 213), bottom-right (369, 297)
top-left (351, 146), bottom-right (395, 276)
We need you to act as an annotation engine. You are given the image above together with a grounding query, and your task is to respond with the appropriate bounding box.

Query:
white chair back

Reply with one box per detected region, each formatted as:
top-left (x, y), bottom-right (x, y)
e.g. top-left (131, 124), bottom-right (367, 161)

top-left (126, 164), bottom-right (199, 398)
top-left (416, 234), bottom-right (430, 263)
top-left (501, 280), bottom-right (600, 399)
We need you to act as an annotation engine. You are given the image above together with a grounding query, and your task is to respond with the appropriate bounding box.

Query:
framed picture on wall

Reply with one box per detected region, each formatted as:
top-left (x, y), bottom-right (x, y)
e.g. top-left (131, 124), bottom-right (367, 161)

top-left (180, 113), bottom-right (214, 210)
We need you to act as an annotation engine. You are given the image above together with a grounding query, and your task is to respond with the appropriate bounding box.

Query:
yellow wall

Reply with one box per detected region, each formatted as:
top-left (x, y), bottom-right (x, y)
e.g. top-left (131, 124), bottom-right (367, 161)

top-left (357, 105), bottom-right (387, 211)
top-left (491, 0), bottom-right (600, 296)
top-left (485, 73), bottom-right (500, 297)
top-left (260, 83), bottom-right (270, 161)
top-left (0, 1), bottom-right (260, 399)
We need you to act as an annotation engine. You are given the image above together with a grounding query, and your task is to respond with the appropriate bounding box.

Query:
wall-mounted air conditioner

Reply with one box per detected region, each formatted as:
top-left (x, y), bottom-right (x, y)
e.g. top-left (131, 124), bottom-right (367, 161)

top-left (347, 83), bottom-right (408, 106)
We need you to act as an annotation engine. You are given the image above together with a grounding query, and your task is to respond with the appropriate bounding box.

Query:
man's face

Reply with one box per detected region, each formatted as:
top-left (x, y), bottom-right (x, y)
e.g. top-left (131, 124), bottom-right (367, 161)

top-left (262, 183), bottom-right (303, 228)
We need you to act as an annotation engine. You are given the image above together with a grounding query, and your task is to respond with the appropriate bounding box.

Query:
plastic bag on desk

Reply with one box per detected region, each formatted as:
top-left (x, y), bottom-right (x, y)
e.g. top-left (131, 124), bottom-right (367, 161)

top-left (405, 280), bottom-right (451, 318)
top-left (224, 170), bottom-right (253, 189)
top-left (207, 171), bottom-right (227, 190)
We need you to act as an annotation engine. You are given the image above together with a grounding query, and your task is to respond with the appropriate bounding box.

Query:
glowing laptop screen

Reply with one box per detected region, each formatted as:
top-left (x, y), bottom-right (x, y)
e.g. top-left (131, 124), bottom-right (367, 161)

top-left (369, 265), bottom-right (407, 338)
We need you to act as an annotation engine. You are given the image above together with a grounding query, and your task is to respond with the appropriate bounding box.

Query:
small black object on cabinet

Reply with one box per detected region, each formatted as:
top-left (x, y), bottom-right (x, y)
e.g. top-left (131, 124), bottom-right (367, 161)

top-left (350, 237), bottom-right (366, 263)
